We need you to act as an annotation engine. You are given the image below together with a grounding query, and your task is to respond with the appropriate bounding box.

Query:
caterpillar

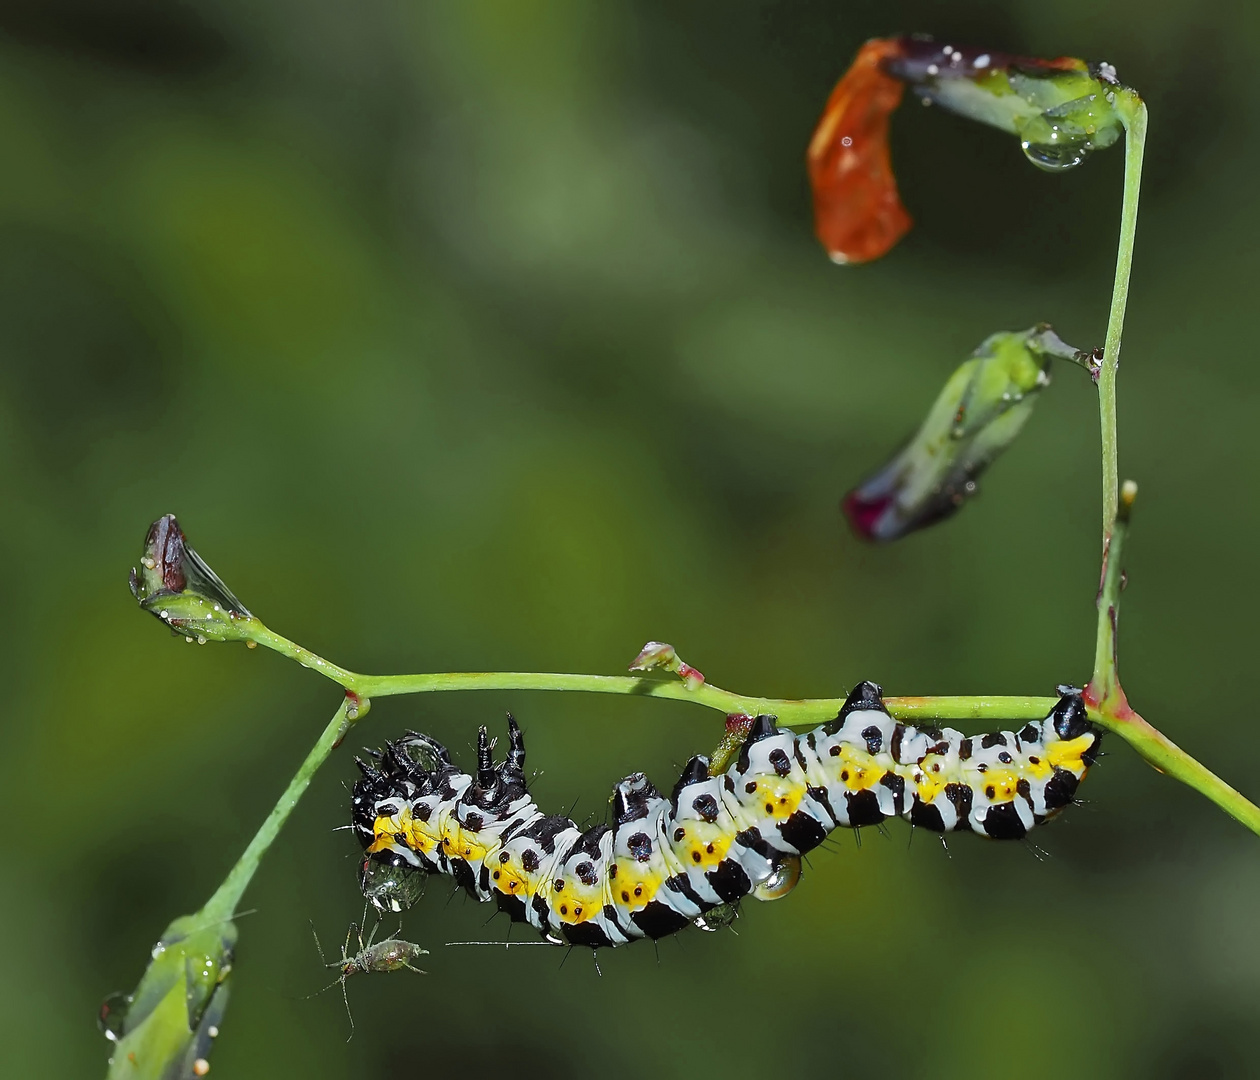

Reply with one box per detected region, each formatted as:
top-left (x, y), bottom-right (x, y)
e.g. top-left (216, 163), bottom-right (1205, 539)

top-left (350, 681), bottom-right (1099, 948)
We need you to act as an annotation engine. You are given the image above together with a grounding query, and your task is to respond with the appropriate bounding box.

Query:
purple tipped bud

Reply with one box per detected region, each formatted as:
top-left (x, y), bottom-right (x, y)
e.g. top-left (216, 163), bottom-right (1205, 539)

top-left (130, 514), bottom-right (256, 642)
top-left (843, 326), bottom-right (1079, 542)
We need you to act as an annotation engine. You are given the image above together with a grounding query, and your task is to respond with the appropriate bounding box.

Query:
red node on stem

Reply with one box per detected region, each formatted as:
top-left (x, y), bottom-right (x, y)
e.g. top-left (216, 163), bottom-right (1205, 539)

top-left (807, 37), bottom-right (910, 265)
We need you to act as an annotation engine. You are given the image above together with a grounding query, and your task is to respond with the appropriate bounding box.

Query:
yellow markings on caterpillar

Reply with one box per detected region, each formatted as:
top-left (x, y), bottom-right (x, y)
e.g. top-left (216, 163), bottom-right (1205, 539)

top-left (609, 859), bottom-right (663, 912)
top-left (488, 856), bottom-right (531, 899)
top-left (440, 820), bottom-right (489, 865)
top-left (910, 758), bottom-right (948, 803)
top-left (743, 777), bottom-right (805, 821)
top-left (675, 822), bottom-right (734, 870)
top-left (550, 877), bottom-right (602, 924)
top-left (405, 814), bottom-right (442, 857)
top-left (1045, 733), bottom-right (1095, 774)
top-left (1021, 753), bottom-right (1054, 781)
top-left (976, 769), bottom-right (1021, 803)
top-left (366, 809), bottom-right (410, 855)
top-left (833, 746), bottom-right (881, 792)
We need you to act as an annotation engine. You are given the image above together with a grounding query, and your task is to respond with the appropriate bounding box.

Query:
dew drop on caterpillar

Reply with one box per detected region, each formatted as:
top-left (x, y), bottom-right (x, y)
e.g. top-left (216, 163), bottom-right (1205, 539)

top-left (350, 683), bottom-right (1100, 948)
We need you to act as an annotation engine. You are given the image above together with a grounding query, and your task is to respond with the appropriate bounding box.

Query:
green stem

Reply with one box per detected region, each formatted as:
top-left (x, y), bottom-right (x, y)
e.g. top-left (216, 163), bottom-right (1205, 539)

top-left (1091, 703), bottom-right (1260, 834)
top-left (249, 625), bottom-right (364, 691)
top-left (235, 617), bottom-right (1260, 837)
top-left (241, 626), bottom-right (1061, 727)
top-left (201, 694), bottom-right (365, 923)
top-left (1093, 92), bottom-right (1146, 684)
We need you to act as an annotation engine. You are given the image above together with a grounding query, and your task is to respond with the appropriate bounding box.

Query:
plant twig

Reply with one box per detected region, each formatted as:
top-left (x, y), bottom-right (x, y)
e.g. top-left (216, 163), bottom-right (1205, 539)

top-left (201, 693), bottom-right (366, 924)
top-left (1094, 92), bottom-right (1146, 591)
top-left (242, 623), bottom-right (1062, 726)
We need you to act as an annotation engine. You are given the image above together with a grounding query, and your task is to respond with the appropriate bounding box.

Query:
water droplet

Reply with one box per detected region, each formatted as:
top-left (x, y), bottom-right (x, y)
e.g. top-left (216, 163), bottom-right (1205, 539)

top-left (196, 635), bottom-right (207, 645)
top-left (752, 855), bottom-right (802, 901)
top-left (360, 859), bottom-right (428, 912)
top-left (193, 1059), bottom-right (211, 1077)
top-left (208, 1025), bottom-right (220, 1039)
top-left (98, 992), bottom-right (132, 1042)
top-left (159, 610), bottom-right (168, 620)
top-left (693, 903), bottom-right (739, 931)
top-left (1021, 135), bottom-right (1089, 171)
top-left (245, 641), bottom-right (257, 649)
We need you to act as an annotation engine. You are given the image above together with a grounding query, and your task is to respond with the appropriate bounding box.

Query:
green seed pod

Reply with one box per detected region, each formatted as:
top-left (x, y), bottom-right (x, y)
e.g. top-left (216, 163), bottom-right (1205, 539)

top-left (100, 913), bottom-right (236, 1080)
top-left (844, 325), bottom-right (1082, 541)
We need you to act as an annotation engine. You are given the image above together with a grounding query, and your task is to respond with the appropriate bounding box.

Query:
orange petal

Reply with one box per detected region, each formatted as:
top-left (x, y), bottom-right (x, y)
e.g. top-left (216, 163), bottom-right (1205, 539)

top-left (807, 38), bottom-right (910, 265)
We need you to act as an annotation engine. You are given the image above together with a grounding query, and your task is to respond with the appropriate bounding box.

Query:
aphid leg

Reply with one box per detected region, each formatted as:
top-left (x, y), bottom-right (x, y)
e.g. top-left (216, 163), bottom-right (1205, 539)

top-left (309, 921), bottom-right (329, 968)
top-left (339, 975), bottom-right (355, 1041)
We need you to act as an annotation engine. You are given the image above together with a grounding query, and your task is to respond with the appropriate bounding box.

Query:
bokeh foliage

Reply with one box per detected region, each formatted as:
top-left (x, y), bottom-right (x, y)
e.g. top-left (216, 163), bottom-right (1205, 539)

top-left (1, 2), bottom-right (1258, 1078)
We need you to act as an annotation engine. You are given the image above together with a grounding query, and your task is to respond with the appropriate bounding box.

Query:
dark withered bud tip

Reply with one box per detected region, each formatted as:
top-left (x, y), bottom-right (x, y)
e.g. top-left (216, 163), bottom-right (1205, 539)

top-left (130, 514), bottom-right (189, 601)
top-left (131, 514), bottom-right (256, 643)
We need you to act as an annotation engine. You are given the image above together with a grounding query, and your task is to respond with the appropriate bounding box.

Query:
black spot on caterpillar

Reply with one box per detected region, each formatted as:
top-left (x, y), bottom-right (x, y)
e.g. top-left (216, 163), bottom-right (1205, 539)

top-left (351, 684), bottom-right (1099, 948)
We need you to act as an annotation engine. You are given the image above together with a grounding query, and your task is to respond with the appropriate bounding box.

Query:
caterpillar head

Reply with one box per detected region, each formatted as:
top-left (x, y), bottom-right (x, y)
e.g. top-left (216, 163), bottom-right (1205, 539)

top-left (1051, 687), bottom-right (1091, 740)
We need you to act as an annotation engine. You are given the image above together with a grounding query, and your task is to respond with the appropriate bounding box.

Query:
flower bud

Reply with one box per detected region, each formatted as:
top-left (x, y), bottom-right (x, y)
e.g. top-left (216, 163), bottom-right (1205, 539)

top-left (100, 913), bottom-right (236, 1079)
top-left (629, 641), bottom-right (705, 690)
top-left (883, 39), bottom-right (1128, 173)
top-left (809, 36), bottom-right (1134, 262)
top-left (843, 325), bottom-right (1080, 541)
top-left (130, 515), bottom-right (257, 644)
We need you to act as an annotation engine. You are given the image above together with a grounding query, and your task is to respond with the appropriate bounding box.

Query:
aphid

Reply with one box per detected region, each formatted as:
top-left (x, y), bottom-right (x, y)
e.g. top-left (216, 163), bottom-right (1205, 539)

top-left (308, 921), bottom-right (427, 1039)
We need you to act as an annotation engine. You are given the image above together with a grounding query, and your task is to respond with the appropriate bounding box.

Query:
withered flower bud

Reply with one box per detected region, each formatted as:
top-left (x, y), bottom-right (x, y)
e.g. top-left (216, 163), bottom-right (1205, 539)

top-left (129, 515), bottom-right (256, 644)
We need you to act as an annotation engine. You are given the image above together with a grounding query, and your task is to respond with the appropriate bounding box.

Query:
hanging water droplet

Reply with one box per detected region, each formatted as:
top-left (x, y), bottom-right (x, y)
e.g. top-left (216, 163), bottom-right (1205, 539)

top-left (98, 992), bottom-right (132, 1042)
top-left (752, 855), bottom-right (803, 901)
top-left (1021, 136), bottom-right (1090, 171)
top-left (360, 859), bottom-right (428, 912)
top-left (693, 903), bottom-right (739, 932)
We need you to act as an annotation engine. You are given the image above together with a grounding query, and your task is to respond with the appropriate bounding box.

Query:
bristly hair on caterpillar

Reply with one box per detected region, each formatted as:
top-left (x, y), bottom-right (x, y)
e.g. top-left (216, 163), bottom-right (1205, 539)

top-left (349, 682), bottom-right (1100, 948)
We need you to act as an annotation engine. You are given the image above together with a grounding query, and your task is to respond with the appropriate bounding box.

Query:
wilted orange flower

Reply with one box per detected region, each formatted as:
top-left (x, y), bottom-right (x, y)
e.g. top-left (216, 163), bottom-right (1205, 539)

top-left (806, 38), bottom-right (909, 265)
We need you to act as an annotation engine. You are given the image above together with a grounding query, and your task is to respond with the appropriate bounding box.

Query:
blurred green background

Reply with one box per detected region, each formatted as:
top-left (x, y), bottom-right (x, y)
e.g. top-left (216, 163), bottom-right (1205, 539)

top-left (2, 1), bottom-right (1257, 1077)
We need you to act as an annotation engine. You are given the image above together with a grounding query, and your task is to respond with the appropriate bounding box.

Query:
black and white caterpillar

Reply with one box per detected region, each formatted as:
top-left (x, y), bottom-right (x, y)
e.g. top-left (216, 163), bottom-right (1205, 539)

top-left (350, 681), bottom-right (1100, 948)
